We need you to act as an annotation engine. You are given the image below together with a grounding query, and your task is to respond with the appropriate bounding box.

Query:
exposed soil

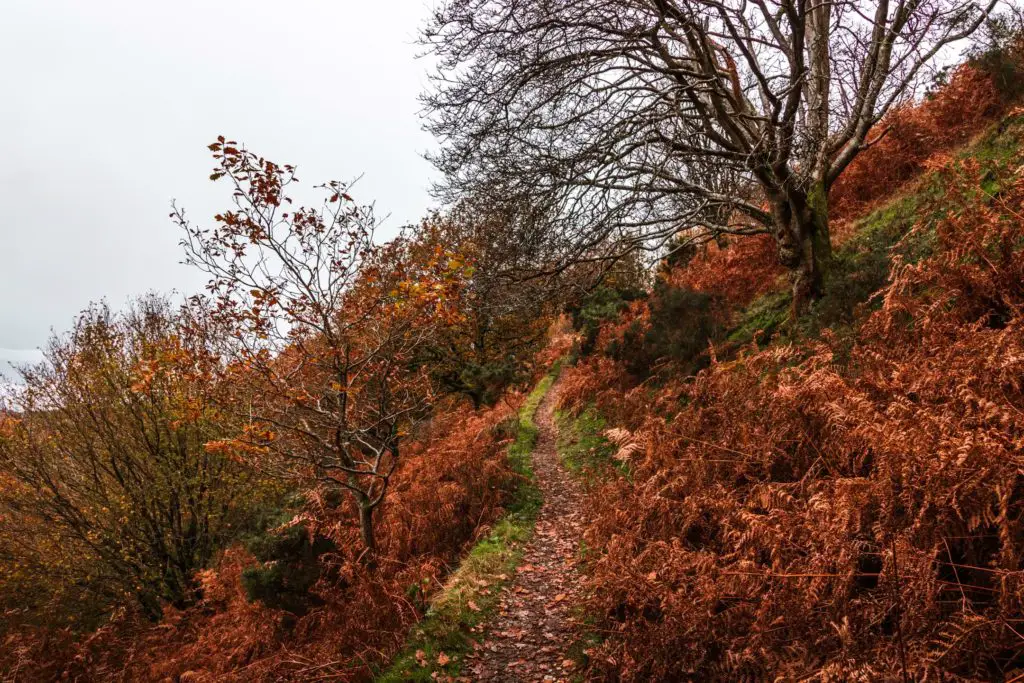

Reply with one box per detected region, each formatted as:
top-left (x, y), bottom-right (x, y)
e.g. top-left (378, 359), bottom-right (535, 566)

top-left (465, 382), bottom-right (589, 682)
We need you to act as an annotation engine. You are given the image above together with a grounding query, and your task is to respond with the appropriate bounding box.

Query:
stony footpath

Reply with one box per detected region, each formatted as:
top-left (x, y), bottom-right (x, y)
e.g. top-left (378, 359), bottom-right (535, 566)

top-left (465, 384), bottom-right (589, 682)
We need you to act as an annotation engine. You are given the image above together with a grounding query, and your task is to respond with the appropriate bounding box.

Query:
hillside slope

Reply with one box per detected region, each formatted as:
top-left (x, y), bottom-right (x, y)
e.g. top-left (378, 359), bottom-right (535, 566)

top-left (557, 111), bottom-right (1024, 680)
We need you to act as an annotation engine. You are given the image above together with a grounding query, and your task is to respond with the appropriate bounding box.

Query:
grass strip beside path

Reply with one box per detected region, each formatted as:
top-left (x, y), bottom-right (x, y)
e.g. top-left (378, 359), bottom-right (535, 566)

top-left (375, 370), bottom-right (558, 681)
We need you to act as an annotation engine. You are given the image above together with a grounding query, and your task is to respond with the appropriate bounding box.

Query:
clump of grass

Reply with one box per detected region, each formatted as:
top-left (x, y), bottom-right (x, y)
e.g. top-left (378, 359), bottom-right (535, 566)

top-left (375, 370), bottom-right (557, 682)
top-left (727, 290), bottom-right (792, 347)
top-left (555, 407), bottom-right (622, 482)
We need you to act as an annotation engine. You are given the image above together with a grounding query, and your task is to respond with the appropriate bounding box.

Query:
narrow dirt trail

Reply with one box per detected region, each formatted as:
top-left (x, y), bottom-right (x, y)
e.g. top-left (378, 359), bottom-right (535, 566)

top-left (465, 382), bottom-right (588, 682)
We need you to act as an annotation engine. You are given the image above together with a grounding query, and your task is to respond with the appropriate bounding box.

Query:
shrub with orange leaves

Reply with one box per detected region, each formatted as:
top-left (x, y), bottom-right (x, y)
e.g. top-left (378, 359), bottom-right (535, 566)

top-left (666, 234), bottom-right (785, 310)
top-left (177, 140), bottom-right (473, 558)
top-left (0, 296), bottom-right (274, 627)
top-left (531, 315), bottom-right (578, 377)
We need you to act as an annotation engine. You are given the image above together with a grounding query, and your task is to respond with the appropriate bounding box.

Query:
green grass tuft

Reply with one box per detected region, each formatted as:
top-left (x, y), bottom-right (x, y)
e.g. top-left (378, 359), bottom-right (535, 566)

top-left (727, 290), bottom-right (792, 347)
top-left (555, 407), bottom-right (623, 482)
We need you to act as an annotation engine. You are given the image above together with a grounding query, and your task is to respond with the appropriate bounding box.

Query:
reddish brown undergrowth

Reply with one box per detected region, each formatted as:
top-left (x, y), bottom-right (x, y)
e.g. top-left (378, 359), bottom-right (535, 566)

top-left (1, 398), bottom-right (524, 681)
top-left (560, 146), bottom-right (1024, 679)
top-left (830, 65), bottom-right (1003, 231)
top-left (666, 234), bottom-right (785, 310)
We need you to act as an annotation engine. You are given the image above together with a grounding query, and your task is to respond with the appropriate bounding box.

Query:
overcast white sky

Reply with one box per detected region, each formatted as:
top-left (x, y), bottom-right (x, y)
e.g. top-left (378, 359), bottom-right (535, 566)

top-left (0, 0), bottom-right (438, 378)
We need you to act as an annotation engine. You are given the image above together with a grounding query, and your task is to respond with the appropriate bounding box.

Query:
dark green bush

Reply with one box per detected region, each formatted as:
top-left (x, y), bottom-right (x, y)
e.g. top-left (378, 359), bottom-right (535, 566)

top-left (433, 359), bottom-right (522, 409)
top-left (967, 12), bottom-right (1024, 103)
top-left (241, 519), bottom-right (336, 615)
top-left (609, 283), bottom-right (723, 378)
top-left (569, 285), bottom-right (646, 357)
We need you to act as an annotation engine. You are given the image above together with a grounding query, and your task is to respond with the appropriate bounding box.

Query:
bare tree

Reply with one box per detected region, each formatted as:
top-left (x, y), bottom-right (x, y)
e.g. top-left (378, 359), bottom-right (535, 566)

top-left (176, 140), bottom-right (464, 557)
top-left (423, 0), bottom-right (997, 310)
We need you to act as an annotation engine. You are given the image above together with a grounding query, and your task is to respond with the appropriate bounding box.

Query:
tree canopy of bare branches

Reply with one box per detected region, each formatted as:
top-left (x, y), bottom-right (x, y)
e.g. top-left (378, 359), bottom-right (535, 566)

top-left (176, 140), bottom-right (466, 555)
top-left (423, 0), bottom-right (997, 309)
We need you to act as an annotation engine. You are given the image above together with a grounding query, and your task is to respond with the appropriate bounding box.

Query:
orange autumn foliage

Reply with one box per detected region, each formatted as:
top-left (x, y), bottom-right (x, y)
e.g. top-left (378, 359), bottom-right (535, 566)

top-left (665, 234), bottom-right (784, 310)
top-left (557, 139), bottom-right (1024, 679)
top-left (0, 396), bottom-right (525, 680)
top-left (830, 65), bottom-right (1004, 230)
top-left (6, 38), bottom-right (1024, 683)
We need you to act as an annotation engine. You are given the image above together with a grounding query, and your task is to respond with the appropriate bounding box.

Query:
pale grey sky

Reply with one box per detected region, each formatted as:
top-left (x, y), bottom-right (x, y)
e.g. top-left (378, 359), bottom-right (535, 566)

top-left (0, 0), bottom-right (438, 376)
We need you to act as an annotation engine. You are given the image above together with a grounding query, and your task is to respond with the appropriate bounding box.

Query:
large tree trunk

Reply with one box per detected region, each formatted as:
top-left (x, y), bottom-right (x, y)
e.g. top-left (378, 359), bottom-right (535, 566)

top-left (772, 182), bottom-right (832, 315)
top-left (358, 502), bottom-right (376, 560)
